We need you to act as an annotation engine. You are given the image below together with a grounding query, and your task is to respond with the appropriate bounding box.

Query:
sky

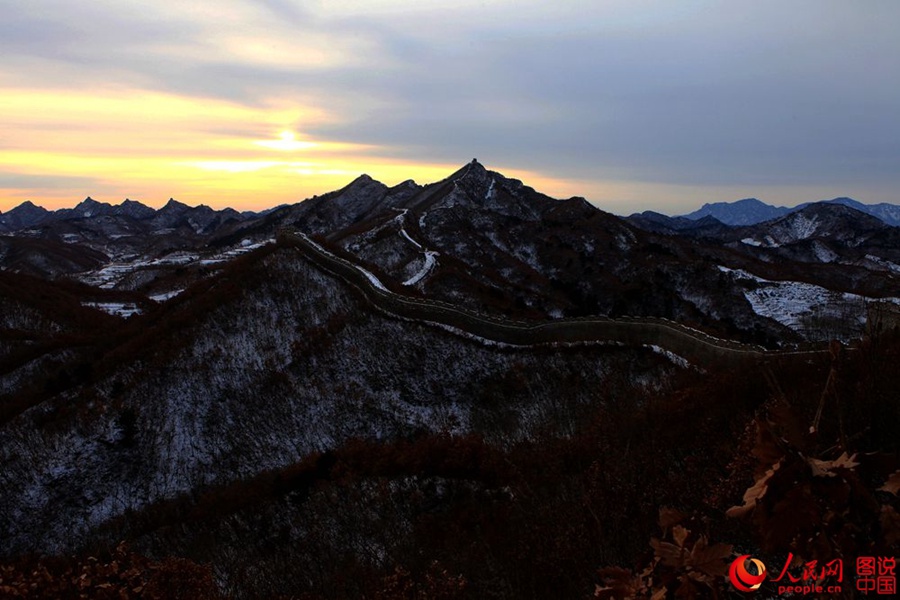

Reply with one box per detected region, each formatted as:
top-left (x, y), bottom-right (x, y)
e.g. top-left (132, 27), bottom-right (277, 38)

top-left (2, 0), bottom-right (899, 215)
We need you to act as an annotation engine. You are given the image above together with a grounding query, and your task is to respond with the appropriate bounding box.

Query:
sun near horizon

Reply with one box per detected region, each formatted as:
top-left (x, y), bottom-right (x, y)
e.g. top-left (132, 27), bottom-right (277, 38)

top-left (0, 90), bottom-right (595, 214)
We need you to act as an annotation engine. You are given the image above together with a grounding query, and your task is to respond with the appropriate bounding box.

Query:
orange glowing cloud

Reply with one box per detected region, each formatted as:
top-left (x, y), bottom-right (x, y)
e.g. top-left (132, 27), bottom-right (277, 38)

top-left (0, 87), bottom-right (584, 212)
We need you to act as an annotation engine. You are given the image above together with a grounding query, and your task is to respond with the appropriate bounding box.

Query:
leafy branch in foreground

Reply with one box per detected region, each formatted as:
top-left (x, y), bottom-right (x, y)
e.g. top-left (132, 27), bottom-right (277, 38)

top-left (595, 508), bottom-right (732, 599)
top-left (0, 542), bottom-right (220, 600)
top-left (595, 339), bottom-right (900, 600)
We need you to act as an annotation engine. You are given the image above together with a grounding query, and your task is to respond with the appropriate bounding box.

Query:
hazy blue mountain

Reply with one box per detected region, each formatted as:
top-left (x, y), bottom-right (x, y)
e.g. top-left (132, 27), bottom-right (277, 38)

top-left (681, 198), bottom-right (790, 226)
top-left (797, 197), bottom-right (900, 227)
top-left (681, 197), bottom-right (900, 227)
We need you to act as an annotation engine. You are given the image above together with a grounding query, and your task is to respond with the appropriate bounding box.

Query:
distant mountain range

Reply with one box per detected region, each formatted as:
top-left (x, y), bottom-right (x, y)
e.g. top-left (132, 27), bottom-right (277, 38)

top-left (6, 192), bottom-right (900, 234)
top-left (677, 196), bottom-right (900, 227)
top-left (0, 196), bottom-right (252, 233)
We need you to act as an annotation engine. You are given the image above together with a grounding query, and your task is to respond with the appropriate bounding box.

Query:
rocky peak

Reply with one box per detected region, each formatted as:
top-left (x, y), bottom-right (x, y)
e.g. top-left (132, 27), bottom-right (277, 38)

top-left (73, 197), bottom-right (112, 217)
top-left (1, 200), bottom-right (51, 229)
top-left (10, 200), bottom-right (45, 213)
top-left (115, 199), bottom-right (156, 220)
top-left (161, 198), bottom-right (190, 212)
top-left (448, 159), bottom-right (489, 184)
top-left (336, 174), bottom-right (388, 201)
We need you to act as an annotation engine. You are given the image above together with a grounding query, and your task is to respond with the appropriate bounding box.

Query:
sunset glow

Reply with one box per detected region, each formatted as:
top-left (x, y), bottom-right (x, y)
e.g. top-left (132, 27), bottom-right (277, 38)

top-left (0, 84), bottom-right (581, 211)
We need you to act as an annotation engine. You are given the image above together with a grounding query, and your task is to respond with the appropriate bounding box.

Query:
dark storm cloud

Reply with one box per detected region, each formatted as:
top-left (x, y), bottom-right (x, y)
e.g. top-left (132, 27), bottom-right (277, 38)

top-left (299, 3), bottom-right (900, 188)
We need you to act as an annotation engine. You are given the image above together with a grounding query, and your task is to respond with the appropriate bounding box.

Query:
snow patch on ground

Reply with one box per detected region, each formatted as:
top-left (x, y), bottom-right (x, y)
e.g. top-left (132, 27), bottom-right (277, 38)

top-left (399, 229), bottom-right (422, 250)
top-left (403, 251), bottom-right (438, 286)
top-left (865, 254), bottom-right (900, 274)
top-left (681, 290), bottom-right (719, 319)
top-left (812, 241), bottom-right (838, 263)
top-left (787, 213), bottom-right (819, 240)
top-left (82, 302), bottom-right (142, 318)
top-left (614, 228), bottom-right (636, 251)
top-left (485, 179), bottom-right (496, 201)
top-left (513, 244), bottom-right (540, 270)
top-left (303, 232), bottom-right (392, 291)
top-left (78, 239), bottom-right (274, 291)
top-left (645, 345), bottom-right (691, 369)
top-left (149, 289), bottom-right (185, 303)
top-left (355, 265), bottom-right (388, 291)
top-left (391, 208), bottom-right (409, 226)
top-left (484, 231), bottom-right (509, 253)
top-left (717, 265), bottom-right (898, 333)
top-left (741, 237), bottom-right (762, 247)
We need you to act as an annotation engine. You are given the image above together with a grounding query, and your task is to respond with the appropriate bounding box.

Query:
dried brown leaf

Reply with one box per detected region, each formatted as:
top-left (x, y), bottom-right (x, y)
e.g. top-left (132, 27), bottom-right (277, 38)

top-left (833, 452), bottom-right (859, 469)
top-left (651, 538), bottom-right (687, 568)
top-left (595, 566), bottom-right (640, 599)
top-left (659, 507), bottom-right (685, 531)
top-left (726, 460), bottom-right (782, 518)
top-left (808, 452), bottom-right (859, 477)
top-left (879, 470), bottom-right (900, 495)
top-left (672, 525), bottom-right (689, 548)
top-left (808, 458), bottom-right (838, 477)
top-left (688, 536), bottom-right (733, 577)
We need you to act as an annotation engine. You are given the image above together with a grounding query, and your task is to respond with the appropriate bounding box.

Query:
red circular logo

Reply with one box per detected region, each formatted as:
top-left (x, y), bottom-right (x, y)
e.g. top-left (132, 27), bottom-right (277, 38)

top-left (729, 555), bottom-right (767, 592)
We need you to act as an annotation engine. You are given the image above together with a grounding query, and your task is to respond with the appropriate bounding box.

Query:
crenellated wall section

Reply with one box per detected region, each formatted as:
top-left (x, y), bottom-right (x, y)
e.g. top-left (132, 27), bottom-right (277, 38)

top-left (277, 230), bottom-right (830, 368)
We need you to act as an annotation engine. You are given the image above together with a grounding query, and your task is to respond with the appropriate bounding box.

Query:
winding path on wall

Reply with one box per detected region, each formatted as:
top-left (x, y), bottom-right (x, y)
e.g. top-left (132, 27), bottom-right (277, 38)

top-left (277, 230), bottom-right (831, 368)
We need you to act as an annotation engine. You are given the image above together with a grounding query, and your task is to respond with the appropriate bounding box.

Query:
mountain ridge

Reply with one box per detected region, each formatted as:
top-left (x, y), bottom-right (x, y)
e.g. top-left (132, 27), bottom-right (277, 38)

top-left (3, 160), bottom-right (900, 342)
top-left (6, 162), bottom-right (900, 229)
top-left (678, 196), bottom-right (900, 227)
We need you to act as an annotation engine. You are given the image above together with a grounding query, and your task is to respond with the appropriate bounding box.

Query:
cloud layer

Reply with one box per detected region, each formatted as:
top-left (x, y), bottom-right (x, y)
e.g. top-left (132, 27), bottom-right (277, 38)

top-left (2, 0), bottom-right (899, 213)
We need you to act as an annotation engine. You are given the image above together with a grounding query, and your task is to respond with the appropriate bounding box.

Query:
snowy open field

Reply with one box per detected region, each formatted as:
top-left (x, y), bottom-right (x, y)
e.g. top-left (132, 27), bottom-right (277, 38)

top-left (718, 265), bottom-right (900, 338)
top-left (77, 239), bottom-right (274, 295)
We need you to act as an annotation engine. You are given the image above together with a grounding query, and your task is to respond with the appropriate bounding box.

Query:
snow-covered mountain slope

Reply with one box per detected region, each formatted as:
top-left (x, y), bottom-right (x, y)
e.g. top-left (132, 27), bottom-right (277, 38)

top-left (295, 161), bottom-right (900, 347)
top-left (305, 161), bottom-right (766, 338)
top-left (690, 203), bottom-right (900, 282)
top-left (0, 246), bottom-right (676, 554)
top-left (740, 203), bottom-right (886, 247)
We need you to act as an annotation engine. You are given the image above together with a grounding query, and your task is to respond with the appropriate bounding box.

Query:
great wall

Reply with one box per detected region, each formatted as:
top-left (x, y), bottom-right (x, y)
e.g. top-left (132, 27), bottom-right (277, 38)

top-left (278, 230), bottom-right (832, 368)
